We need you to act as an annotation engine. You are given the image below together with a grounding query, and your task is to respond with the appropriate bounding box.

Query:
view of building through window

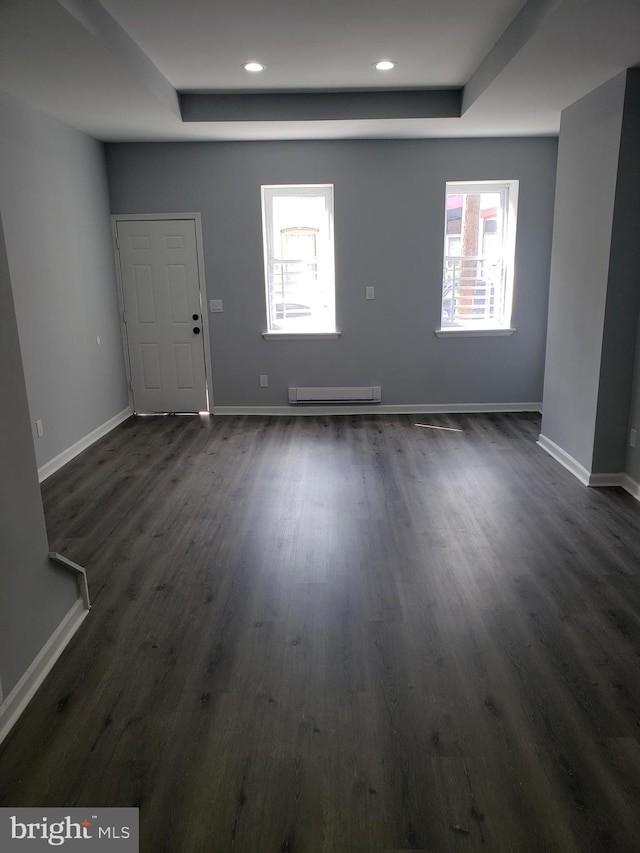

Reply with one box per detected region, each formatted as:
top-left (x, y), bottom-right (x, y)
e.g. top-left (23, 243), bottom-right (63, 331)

top-left (261, 185), bottom-right (335, 333)
top-left (442, 181), bottom-right (518, 329)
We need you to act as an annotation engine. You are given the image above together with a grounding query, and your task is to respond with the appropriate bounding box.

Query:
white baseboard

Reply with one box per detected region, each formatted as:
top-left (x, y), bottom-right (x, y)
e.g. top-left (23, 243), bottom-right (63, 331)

top-left (0, 598), bottom-right (90, 746)
top-left (588, 472), bottom-right (623, 487)
top-left (620, 473), bottom-right (640, 501)
top-left (537, 434), bottom-right (591, 485)
top-left (213, 402), bottom-right (543, 417)
top-left (38, 406), bottom-right (132, 482)
top-left (538, 434), bottom-right (640, 503)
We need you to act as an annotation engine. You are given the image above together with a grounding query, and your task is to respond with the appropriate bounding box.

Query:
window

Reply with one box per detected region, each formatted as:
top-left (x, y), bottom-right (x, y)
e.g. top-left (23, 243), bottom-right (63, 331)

top-left (440, 180), bottom-right (519, 332)
top-left (261, 184), bottom-right (335, 334)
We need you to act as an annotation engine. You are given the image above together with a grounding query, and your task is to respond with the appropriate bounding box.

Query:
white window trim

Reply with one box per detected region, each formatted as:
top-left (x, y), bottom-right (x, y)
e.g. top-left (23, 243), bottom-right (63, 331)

top-left (261, 183), bottom-right (336, 335)
top-left (434, 327), bottom-right (515, 338)
top-left (437, 179), bottom-right (519, 335)
top-left (262, 332), bottom-right (341, 340)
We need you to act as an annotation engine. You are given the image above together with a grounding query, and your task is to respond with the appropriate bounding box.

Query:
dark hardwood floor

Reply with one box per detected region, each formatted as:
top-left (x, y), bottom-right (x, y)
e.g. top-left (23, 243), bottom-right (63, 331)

top-left (2, 412), bottom-right (640, 852)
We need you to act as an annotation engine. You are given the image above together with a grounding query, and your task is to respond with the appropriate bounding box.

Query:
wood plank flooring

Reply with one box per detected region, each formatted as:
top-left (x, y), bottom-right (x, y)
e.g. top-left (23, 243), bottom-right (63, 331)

top-left (2, 412), bottom-right (640, 852)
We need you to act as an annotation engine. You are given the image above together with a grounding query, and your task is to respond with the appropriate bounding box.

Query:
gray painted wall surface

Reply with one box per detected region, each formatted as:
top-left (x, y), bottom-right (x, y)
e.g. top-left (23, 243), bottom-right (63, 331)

top-left (593, 70), bottom-right (640, 473)
top-left (625, 311), bottom-right (640, 482)
top-left (0, 92), bottom-right (128, 470)
top-left (540, 74), bottom-right (627, 471)
top-left (0, 214), bottom-right (78, 697)
top-left (106, 137), bottom-right (557, 408)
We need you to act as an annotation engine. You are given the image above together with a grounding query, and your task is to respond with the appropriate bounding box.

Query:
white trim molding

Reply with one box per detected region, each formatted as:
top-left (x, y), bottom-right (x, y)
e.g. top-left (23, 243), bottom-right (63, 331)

top-left (538, 434), bottom-right (640, 503)
top-left (621, 474), bottom-right (640, 501)
top-left (38, 406), bottom-right (132, 482)
top-left (587, 472), bottom-right (623, 488)
top-left (215, 402), bottom-right (542, 417)
top-left (49, 552), bottom-right (91, 611)
top-left (0, 598), bottom-right (89, 746)
top-left (537, 434), bottom-right (591, 485)
top-left (262, 332), bottom-right (341, 340)
top-left (589, 472), bottom-right (640, 501)
top-left (435, 327), bottom-right (516, 338)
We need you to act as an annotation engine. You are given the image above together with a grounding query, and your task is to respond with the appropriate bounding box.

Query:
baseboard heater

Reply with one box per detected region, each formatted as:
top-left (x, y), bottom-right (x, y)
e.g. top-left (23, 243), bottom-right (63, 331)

top-left (288, 385), bottom-right (382, 404)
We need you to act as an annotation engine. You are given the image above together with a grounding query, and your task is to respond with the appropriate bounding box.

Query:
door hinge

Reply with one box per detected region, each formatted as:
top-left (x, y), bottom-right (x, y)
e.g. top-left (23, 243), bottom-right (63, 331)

top-left (115, 237), bottom-right (120, 250)
top-left (122, 311), bottom-right (127, 324)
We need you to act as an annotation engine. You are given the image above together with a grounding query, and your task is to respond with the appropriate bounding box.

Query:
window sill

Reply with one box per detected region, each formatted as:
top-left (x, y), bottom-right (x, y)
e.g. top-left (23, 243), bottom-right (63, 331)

top-left (262, 332), bottom-right (341, 341)
top-left (434, 327), bottom-right (516, 338)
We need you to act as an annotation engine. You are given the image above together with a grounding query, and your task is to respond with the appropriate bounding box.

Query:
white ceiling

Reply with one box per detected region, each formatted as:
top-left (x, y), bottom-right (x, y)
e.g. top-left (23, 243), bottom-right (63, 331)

top-left (101, 0), bottom-right (525, 90)
top-left (1, 0), bottom-right (640, 142)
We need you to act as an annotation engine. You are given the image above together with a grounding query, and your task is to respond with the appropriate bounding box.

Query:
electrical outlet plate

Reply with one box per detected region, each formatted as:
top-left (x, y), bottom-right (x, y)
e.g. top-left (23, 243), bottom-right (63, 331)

top-left (210, 299), bottom-right (223, 313)
top-left (366, 286), bottom-right (375, 300)
top-left (259, 375), bottom-right (269, 387)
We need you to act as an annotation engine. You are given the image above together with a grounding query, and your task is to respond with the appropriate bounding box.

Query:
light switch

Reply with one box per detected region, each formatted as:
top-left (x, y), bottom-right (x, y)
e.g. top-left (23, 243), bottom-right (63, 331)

top-left (365, 286), bottom-right (375, 300)
top-left (210, 299), bottom-right (223, 313)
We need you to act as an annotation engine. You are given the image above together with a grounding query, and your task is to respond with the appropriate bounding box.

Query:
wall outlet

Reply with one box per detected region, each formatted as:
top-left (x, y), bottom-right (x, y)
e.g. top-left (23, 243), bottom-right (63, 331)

top-left (210, 299), bottom-right (223, 313)
top-left (36, 419), bottom-right (44, 438)
top-left (630, 428), bottom-right (637, 448)
top-left (259, 374), bottom-right (269, 388)
top-left (365, 286), bottom-right (375, 300)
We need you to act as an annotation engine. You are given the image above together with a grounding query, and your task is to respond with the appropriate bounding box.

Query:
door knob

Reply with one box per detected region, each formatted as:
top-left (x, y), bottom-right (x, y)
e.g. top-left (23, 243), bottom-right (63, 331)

top-left (192, 314), bottom-right (199, 321)
top-left (193, 326), bottom-right (201, 334)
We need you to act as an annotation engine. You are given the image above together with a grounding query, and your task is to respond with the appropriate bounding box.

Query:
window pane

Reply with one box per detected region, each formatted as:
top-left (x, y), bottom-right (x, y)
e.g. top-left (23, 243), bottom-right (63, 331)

top-left (262, 186), bottom-right (335, 333)
top-left (441, 182), bottom-right (517, 329)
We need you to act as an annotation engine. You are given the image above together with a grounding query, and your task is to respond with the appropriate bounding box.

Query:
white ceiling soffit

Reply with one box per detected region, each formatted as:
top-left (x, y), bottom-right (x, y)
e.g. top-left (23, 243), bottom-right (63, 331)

top-left (1, 0), bottom-right (640, 141)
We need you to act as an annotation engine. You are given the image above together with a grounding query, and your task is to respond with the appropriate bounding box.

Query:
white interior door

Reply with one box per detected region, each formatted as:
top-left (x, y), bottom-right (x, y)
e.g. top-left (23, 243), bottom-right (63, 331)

top-left (116, 218), bottom-right (208, 413)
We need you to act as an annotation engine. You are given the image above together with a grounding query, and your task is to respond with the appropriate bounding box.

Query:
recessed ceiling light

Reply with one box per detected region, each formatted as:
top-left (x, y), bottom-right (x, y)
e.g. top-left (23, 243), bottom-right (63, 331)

top-left (243, 61), bottom-right (266, 73)
top-left (374, 60), bottom-right (396, 71)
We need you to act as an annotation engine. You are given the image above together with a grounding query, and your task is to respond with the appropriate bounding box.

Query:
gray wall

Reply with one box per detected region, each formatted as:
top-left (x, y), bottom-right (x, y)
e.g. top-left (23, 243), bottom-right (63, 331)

top-left (626, 310), bottom-right (640, 482)
top-left (541, 74), bottom-right (626, 470)
top-left (0, 212), bottom-right (78, 698)
top-left (595, 70), bottom-right (640, 473)
top-left (106, 137), bottom-right (557, 408)
top-left (541, 70), bottom-right (640, 475)
top-left (0, 92), bottom-right (129, 470)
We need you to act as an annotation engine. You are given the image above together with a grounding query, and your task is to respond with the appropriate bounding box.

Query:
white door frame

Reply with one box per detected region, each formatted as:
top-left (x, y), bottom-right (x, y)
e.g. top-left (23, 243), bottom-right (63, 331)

top-left (111, 213), bottom-right (214, 413)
